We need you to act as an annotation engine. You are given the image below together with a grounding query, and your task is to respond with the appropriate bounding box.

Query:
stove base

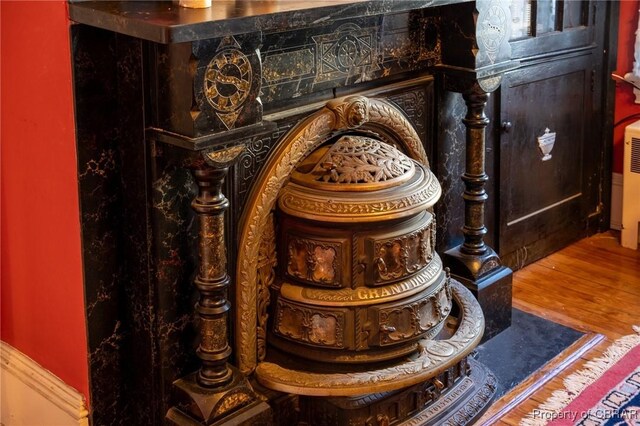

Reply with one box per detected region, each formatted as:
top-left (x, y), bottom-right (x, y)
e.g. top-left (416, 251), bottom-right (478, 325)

top-left (260, 356), bottom-right (496, 426)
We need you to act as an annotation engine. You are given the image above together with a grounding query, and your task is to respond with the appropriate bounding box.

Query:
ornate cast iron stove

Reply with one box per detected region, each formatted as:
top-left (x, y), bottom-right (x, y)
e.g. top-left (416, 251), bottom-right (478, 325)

top-left (229, 96), bottom-right (496, 424)
top-left (270, 135), bottom-right (446, 364)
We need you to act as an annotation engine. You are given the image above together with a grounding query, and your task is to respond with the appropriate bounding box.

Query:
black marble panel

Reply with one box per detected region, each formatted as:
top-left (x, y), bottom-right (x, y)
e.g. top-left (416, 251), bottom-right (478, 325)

top-left (260, 11), bottom-right (440, 108)
top-left (386, 82), bottom-right (434, 161)
top-left (74, 25), bottom-right (204, 424)
top-left (434, 91), bottom-right (466, 253)
top-left (147, 143), bottom-right (201, 415)
top-left (115, 34), bottom-right (160, 425)
top-left (473, 266), bottom-right (513, 341)
top-left (435, 90), bottom-right (498, 253)
top-left (72, 25), bottom-right (128, 426)
top-left (440, 0), bottom-right (512, 72)
top-left (476, 309), bottom-right (584, 398)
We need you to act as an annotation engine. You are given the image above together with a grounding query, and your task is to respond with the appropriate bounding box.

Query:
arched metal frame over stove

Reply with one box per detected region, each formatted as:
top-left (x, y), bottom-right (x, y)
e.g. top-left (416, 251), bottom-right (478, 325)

top-left (235, 95), bottom-right (485, 396)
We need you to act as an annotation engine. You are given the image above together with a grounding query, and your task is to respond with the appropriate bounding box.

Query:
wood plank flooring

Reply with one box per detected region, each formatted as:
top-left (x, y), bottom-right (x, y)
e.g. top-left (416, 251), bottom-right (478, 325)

top-left (477, 231), bottom-right (640, 425)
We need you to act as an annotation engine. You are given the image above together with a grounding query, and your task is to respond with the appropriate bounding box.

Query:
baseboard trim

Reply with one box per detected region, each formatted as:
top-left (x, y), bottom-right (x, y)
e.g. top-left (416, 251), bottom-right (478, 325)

top-left (610, 172), bottom-right (623, 230)
top-left (1, 341), bottom-right (89, 426)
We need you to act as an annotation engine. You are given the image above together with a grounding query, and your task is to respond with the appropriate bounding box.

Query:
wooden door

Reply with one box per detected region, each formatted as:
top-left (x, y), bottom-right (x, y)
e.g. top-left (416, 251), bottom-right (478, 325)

top-left (498, 53), bottom-right (599, 269)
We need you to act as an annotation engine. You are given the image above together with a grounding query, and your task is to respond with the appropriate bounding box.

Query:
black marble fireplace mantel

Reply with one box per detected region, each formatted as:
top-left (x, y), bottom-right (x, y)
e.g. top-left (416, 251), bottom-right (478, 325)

top-left (69, 1), bottom-right (470, 43)
top-left (70, 1), bottom-right (516, 424)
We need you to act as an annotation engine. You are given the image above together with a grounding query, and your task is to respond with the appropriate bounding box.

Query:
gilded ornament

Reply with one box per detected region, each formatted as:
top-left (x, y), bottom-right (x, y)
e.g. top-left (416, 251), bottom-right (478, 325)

top-left (280, 258), bottom-right (444, 306)
top-left (313, 23), bottom-right (379, 83)
top-left (204, 49), bottom-right (252, 113)
top-left (204, 145), bottom-right (246, 167)
top-left (285, 237), bottom-right (341, 287)
top-left (292, 135), bottom-right (414, 188)
top-left (201, 317), bottom-right (227, 352)
top-left (346, 98), bottom-right (370, 128)
top-left (256, 213), bottom-right (276, 362)
top-left (274, 300), bottom-right (345, 348)
top-left (373, 219), bottom-right (434, 284)
top-left (213, 391), bottom-right (252, 418)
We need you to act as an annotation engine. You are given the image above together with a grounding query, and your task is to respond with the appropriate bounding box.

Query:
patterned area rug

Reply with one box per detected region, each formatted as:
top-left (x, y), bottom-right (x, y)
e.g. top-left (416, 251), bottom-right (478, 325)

top-left (521, 327), bottom-right (640, 426)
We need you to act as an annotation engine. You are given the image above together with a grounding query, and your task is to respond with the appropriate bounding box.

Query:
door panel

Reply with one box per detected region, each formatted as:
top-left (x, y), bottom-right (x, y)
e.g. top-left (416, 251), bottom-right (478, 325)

top-left (508, 0), bottom-right (593, 59)
top-left (499, 54), bottom-right (594, 268)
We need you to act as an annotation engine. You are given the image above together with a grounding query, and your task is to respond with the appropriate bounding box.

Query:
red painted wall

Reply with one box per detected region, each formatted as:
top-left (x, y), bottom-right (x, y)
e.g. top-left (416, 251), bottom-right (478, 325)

top-left (614, 1), bottom-right (640, 174)
top-left (1, 1), bottom-right (89, 400)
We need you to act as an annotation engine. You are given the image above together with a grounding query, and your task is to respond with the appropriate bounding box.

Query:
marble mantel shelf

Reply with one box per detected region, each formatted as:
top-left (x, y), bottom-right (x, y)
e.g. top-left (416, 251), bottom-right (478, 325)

top-left (68, 0), bottom-right (469, 44)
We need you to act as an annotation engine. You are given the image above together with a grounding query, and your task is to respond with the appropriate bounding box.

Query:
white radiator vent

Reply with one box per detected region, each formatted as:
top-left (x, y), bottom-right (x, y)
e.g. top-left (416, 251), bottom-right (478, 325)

top-left (632, 137), bottom-right (640, 174)
top-left (622, 121), bottom-right (640, 249)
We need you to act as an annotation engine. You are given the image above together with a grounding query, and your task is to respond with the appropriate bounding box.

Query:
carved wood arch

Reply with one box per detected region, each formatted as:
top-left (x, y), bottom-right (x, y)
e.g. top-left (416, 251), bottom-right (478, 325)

top-left (235, 95), bottom-right (429, 374)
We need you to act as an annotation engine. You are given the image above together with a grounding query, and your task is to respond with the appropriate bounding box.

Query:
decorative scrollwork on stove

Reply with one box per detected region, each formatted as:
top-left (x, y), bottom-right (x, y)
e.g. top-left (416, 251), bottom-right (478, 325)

top-left (236, 111), bottom-right (336, 373)
top-left (430, 218), bottom-right (437, 257)
top-left (286, 237), bottom-right (341, 287)
top-left (313, 136), bottom-right (414, 185)
top-left (378, 303), bottom-right (421, 345)
top-left (377, 286), bottom-right (449, 347)
top-left (433, 284), bottom-right (453, 321)
top-left (420, 224), bottom-right (433, 265)
top-left (355, 308), bottom-right (369, 351)
top-left (274, 300), bottom-right (345, 348)
top-left (327, 96), bottom-right (371, 130)
top-left (279, 174), bottom-right (440, 218)
top-left (373, 220), bottom-right (434, 284)
top-left (367, 99), bottom-right (429, 166)
top-left (374, 242), bottom-right (405, 282)
top-left (256, 213), bottom-right (277, 362)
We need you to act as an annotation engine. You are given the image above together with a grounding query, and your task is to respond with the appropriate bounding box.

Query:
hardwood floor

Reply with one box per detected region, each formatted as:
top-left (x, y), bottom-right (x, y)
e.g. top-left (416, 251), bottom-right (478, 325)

top-left (477, 231), bottom-right (640, 425)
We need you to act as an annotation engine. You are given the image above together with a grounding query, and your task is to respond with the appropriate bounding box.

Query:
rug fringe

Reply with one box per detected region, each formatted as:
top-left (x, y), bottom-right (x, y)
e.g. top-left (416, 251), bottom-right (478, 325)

top-left (520, 327), bottom-right (640, 426)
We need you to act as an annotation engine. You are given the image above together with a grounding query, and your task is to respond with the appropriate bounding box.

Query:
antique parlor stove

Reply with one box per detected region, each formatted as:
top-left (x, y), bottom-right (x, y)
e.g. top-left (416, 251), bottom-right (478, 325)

top-left (269, 134), bottom-right (446, 365)
top-left (232, 96), bottom-right (495, 425)
top-left (69, 1), bottom-right (516, 424)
